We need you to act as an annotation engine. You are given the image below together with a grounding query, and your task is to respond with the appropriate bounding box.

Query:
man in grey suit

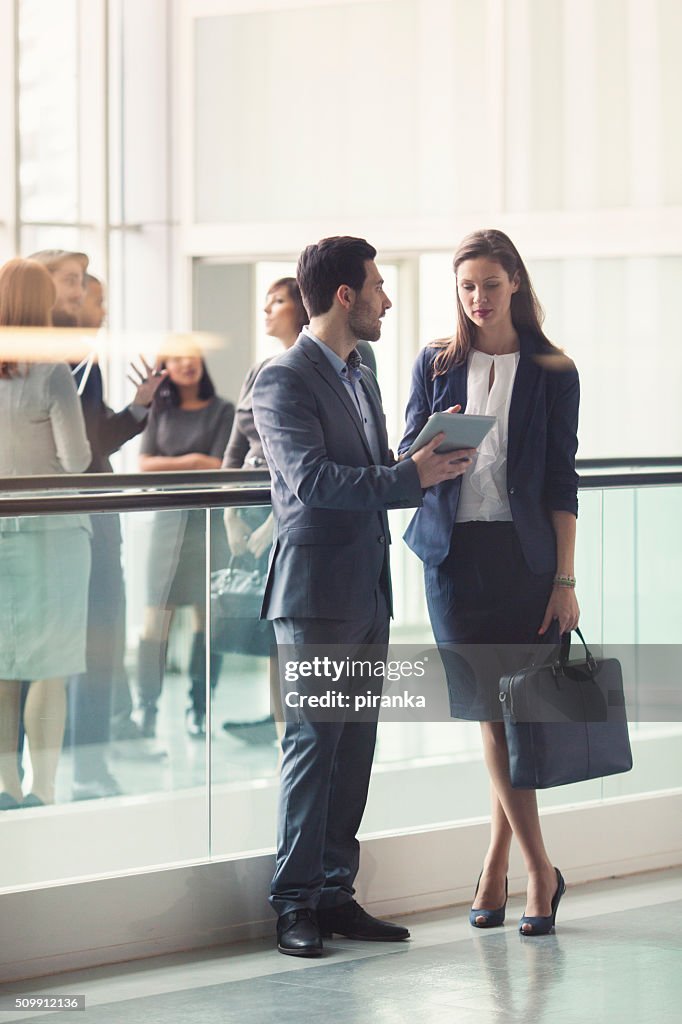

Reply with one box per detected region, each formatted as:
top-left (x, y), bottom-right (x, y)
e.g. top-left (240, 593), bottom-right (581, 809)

top-left (252, 236), bottom-right (471, 956)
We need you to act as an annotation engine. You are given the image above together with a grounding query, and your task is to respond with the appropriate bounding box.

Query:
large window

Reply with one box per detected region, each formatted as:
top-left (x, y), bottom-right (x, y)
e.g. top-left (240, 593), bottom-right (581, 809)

top-left (3, 0), bottom-right (176, 466)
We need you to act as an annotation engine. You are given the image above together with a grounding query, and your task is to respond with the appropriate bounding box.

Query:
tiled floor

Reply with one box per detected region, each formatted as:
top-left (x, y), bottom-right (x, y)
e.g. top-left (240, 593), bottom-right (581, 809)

top-left (1, 868), bottom-right (680, 1023)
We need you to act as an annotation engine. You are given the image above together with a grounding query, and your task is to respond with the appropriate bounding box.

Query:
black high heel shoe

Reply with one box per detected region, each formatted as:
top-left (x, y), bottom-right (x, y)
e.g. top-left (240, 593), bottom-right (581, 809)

top-left (519, 867), bottom-right (566, 936)
top-left (469, 872), bottom-right (508, 928)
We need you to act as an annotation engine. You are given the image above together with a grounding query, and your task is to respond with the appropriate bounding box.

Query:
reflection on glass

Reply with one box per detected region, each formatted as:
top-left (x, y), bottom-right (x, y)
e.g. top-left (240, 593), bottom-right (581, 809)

top-left (0, 512), bottom-right (91, 810)
top-left (0, 476), bottom-right (680, 886)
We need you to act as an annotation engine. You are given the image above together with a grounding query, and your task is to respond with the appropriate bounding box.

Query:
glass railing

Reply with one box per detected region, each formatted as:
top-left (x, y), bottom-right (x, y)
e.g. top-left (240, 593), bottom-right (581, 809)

top-left (1, 464), bottom-right (680, 889)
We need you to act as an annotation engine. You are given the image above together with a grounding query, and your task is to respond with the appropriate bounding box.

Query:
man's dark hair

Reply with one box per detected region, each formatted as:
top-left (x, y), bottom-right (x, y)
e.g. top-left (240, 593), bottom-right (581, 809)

top-left (296, 236), bottom-right (377, 317)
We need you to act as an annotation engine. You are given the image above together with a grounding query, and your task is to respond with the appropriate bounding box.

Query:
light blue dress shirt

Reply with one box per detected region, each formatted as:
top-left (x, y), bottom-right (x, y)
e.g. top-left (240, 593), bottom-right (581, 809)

top-left (302, 326), bottom-right (382, 464)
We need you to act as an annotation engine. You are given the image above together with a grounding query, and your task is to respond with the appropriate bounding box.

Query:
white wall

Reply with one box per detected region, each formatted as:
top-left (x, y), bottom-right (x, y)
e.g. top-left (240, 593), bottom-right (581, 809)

top-left (181, 0), bottom-right (682, 458)
top-left (187, 0), bottom-right (682, 224)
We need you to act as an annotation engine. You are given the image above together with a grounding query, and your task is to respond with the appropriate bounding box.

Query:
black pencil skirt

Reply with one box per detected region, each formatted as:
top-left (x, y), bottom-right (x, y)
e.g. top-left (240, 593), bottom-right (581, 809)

top-left (424, 521), bottom-right (559, 721)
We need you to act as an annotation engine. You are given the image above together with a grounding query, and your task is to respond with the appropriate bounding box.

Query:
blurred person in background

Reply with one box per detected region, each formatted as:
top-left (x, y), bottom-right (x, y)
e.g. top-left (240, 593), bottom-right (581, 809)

top-left (79, 272), bottom-right (106, 329)
top-left (0, 258), bottom-right (91, 809)
top-left (73, 272), bottom-right (153, 759)
top-left (28, 251), bottom-right (163, 475)
top-left (137, 349), bottom-right (234, 739)
top-left (29, 250), bottom-right (167, 799)
top-left (221, 278), bottom-right (307, 745)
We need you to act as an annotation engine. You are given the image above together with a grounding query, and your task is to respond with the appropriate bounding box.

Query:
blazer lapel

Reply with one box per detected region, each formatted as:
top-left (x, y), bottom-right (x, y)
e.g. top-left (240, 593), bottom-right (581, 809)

top-left (507, 336), bottom-right (542, 470)
top-left (442, 362), bottom-right (468, 412)
top-left (297, 334), bottom-right (374, 461)
top-left (359, 370), bottom-right (390, 462)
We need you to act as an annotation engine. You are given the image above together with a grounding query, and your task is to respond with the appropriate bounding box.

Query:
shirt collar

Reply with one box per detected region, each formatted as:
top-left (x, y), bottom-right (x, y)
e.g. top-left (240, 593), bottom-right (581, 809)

top-left (303, 325), bottom-right (362, 381)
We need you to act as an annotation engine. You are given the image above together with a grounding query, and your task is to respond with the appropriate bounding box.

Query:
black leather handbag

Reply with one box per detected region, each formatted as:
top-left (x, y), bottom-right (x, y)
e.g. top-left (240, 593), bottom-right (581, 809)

top-left (210, 558), bottom-right (275, 657)
top-left (499, 628), bottom-right (633, 789)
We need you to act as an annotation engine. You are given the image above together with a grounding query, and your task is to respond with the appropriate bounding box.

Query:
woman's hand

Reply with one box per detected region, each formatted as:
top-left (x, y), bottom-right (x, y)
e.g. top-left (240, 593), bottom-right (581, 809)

top-left (538, 586), bottom-right (580, 636)
top-left (247, 515), bottom-right (274, 559)
top-left (224, 509), bottom-right (251, 557)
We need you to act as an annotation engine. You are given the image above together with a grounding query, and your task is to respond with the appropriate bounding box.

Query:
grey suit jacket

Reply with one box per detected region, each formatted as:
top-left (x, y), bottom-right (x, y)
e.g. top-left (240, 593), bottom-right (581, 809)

top-left (252, 333), bottom-right (423, 621)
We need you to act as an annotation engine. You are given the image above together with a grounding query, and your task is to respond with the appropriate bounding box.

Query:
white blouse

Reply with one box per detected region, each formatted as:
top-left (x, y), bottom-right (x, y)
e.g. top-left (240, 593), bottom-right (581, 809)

top-left (455, 348), bottom-right (520, 523)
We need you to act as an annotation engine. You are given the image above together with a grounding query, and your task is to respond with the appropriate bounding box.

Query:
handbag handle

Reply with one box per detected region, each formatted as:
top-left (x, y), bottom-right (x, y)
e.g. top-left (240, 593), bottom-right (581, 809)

top-left (226, 552), bottom-right (265, 578)
top-left (557, 627), bottom-right (598, 675)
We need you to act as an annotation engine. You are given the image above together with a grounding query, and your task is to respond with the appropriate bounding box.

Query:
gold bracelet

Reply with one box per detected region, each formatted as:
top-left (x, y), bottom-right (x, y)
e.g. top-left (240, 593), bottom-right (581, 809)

top-left (553, 574), bottom-right (576, 589)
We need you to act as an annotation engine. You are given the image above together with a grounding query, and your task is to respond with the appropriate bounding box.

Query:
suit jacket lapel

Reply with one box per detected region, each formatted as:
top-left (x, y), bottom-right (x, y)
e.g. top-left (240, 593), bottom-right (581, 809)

top-left (297, 334), bottom-right (374, 461)
top-left (359, 370), bottom-right (389, 462)
top-left (508, 335), bottom-right (541, 470)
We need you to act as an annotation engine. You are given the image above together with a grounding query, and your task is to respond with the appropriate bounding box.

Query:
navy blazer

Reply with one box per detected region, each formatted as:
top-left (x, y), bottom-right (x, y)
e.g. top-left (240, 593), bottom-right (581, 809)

top-left (71, 361), bottom-right (146, 474)
top-left (398, 335), bottom-right (579, 575)
top-left (252, 333), bottom-right (423, 621)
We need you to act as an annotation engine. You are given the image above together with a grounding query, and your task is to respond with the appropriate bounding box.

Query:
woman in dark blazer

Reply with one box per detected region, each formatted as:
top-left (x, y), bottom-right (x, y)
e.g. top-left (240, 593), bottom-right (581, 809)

top-left (399, 230), bottom-right (580, 936)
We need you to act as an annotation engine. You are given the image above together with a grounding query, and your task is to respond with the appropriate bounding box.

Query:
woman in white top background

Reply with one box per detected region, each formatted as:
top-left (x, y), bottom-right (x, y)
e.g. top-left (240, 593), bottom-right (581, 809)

top-left (0, 258), bottom-right (92, 808)
top-left (400, 230), bottom-right (580, 935)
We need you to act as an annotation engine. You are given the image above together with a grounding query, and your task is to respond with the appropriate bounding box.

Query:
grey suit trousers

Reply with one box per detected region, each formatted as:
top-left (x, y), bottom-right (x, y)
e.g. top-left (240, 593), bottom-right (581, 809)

top-left (270, 587), bottom-right (390, 915)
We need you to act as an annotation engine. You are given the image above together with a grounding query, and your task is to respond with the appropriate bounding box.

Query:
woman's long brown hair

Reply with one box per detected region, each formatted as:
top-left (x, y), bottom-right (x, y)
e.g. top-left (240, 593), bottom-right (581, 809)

top-left (0, 258), bottom-right (56, 378)
top-left (432, 229), bottom-right (559, 377)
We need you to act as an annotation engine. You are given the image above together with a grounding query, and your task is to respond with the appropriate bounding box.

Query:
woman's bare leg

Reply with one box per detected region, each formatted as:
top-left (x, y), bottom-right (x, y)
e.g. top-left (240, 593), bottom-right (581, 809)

top-left (191, 604), bottom-right (206, 635)
top-left (141, 606), bottom-right (174, 645)
top-left (471, 778), bottom-right (512, 921)
top-left (0, 680), bottom-right (23, 801)
top-left (480, 721), bottom-right (559, 930)
top-left (137, 607), bottom-right (174, 735)
top-left (23, 678), bottom-right (67, 804)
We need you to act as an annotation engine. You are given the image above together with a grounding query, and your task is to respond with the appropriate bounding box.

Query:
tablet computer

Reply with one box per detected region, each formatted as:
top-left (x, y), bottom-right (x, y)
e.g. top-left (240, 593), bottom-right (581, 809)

top-left (405, 412), bottom-right (496, 457)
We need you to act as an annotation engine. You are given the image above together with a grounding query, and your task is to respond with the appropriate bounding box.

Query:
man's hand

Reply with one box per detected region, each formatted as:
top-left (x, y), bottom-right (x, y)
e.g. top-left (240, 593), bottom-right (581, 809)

top-left (127, 355), bottom-right (167, 407)
top-left (397, 406), bottom-right (464, 464)
top-left (411, 433), bottom-right (474, 489)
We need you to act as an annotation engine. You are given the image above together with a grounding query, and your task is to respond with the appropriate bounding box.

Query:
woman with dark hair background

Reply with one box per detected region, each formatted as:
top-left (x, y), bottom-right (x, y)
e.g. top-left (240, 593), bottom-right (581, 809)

top-left (221, 278), bottom-right (306, 744)
top-left (136, 348), bottom-right (234, 739)
top-left (400, 230), bottom-right (580, 936)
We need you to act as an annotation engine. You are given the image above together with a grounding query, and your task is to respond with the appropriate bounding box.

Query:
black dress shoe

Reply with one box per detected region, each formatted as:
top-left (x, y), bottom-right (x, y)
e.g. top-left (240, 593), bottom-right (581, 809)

top-left (222, 716), bottom-right (277, 746)
top-left (185, 707), bottom-right (206, 738)
top-left (317, 900), bottom-right (410, 941)
top-left (72, 771), bottom-right (123, 801)
top-left (276, 909), bottom-right (323, 957)
top-left (110, 716), bottom-right (143, 742)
